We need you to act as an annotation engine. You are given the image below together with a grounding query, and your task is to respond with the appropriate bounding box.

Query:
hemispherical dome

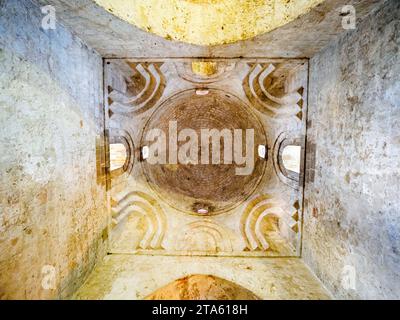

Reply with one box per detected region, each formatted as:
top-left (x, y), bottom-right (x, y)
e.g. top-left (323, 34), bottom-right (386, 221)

top-left (141, 89), bottom-right (267, 214)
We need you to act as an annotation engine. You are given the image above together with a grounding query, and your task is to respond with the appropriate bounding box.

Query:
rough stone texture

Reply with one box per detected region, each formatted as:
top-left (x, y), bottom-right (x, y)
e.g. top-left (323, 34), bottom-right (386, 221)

top-left (303, 0), bottom-right (400, 299)
top-left (141, 89), bottom-right (267, 214)
top-left (33, 0), bottom-right (383, 58)
top-left (73, 255), bottom-right (331, 300)
top-left (145, 274), bottom-right (260, 300)
top-left (0, 0), bottom-right (107, 299)
top-left (93, 0), bottom-right (324, 46)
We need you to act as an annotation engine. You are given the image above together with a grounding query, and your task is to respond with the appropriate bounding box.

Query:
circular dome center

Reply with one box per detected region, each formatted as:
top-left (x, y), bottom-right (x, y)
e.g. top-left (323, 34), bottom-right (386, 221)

top-left (141, 89), bottom-right (267, 215)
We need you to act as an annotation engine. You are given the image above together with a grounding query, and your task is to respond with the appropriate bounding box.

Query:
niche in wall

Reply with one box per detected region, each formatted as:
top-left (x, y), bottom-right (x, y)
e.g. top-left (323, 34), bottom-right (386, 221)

top-left (145, 274), bottom-right (259, 300)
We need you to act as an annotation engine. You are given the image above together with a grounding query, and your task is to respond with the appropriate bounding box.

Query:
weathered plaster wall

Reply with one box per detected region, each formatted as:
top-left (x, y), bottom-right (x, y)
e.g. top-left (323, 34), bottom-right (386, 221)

top-left (73, 255), bottom-right (331, 300)
top-left (0, 0), bottom-right (107, 299)
top-left (303, 0), bottom-right (400, 299)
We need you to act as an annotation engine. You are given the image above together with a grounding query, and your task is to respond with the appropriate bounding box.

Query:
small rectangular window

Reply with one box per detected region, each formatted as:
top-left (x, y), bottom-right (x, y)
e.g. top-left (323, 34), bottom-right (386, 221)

top-left (109, 143), bottom-right (127, 171)
top-left (282, 145), bottom-right (301, 174)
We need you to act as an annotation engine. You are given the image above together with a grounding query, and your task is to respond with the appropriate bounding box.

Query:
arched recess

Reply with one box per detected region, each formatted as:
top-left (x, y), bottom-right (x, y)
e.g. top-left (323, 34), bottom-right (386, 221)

top-left (243, 63), bottom-right (304, 119)
top-left (108, 129), bottom-right (135, 179)
top-left (145, 275), bottom-right (259, 300)
top-left (109, 142), bottom-right (126, 171)
top-left (282, 145), bottom-right (302, 174)
top-left (107, 62), bottom-right (165, 116)
top-left (174, 220), bottom-right (234, 253)
top-left (273, 132), bottom-right (304, 189)
top-left (240, 194), bottom-right (298, 252)
top-left (111, 191), bottom-right (167, 250)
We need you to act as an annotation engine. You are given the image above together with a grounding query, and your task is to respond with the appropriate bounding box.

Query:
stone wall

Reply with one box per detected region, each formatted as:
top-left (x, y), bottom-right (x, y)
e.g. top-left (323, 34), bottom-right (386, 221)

top-left (0, 0), bottom-right (107, 299)
top-left (303, 0), bottom-right (400, 299)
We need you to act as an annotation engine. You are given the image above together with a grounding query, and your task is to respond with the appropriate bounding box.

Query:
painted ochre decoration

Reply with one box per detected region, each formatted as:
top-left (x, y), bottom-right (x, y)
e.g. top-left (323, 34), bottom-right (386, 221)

top-left (94, 0), bottom-right (324, 46)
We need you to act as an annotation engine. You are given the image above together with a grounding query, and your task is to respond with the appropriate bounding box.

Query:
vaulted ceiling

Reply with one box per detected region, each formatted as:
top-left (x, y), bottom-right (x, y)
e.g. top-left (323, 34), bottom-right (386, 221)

top-left (35, 0), bottom-right (383, 58)
top-left (93, 0), bottom-right (324, 46)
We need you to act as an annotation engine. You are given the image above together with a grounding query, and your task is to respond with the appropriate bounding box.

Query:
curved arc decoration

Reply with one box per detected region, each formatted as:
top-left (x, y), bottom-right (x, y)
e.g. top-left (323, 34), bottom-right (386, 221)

top-left (111, 191), bottom-right (167, 249)
top-left (240, 194), bottom-right (296, 251)
top-left (175, 220), bottom-right (234, 253)
top-left (243, 63), bottom-right (304, 119)
top-left (108, 62), bottom-right (166, 116)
